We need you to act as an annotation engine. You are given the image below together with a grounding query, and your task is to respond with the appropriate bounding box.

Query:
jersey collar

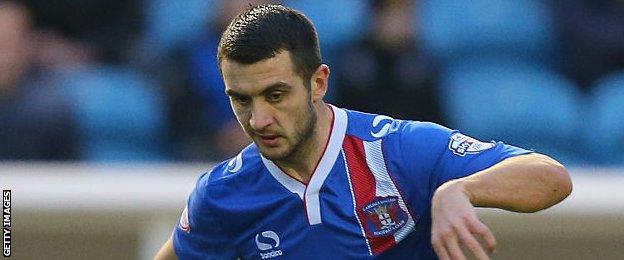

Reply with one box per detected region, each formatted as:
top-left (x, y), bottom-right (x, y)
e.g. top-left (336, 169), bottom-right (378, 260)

top-left (261, 105), bottom-right (348, 224)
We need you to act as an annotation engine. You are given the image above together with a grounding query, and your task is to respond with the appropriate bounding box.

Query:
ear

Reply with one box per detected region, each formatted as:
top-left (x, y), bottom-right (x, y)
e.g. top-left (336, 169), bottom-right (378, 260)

top-left (310, 64), bottom-right (330, 103)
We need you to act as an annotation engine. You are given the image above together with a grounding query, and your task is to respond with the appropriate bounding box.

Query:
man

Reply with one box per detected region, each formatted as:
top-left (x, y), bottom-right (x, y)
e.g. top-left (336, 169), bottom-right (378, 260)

top-left (0, 1), bottom-right (80, 160)
top-left (156, 5), bottom-right (572, 260)
top-left (335, 0), bottom-right (442, 124)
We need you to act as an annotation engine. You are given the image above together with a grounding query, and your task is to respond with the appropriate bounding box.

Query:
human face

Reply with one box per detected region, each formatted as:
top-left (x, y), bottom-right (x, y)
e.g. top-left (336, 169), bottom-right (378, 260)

top-left (221, 51), bottom-right (317, 160)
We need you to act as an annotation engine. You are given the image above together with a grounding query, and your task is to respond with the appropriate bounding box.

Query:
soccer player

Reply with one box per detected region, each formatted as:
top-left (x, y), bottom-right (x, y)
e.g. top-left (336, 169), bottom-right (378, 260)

top-left (155, 5), bottom-right (572, 260)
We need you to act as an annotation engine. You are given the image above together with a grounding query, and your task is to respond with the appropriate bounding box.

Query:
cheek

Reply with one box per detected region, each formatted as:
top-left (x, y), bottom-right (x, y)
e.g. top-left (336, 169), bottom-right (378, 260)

top-left (287, 101), bottom-right (312, 129)
top-left (232, 107), bottom-right (251, 126)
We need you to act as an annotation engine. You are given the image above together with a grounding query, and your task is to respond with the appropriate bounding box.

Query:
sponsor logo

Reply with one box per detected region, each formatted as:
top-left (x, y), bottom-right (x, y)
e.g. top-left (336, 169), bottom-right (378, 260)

top-left (255, 230), bottom-right (282, 259)
top-left (448, 133), bottom-right (495, 156)
top-left (362, 196), bottom-right (407, 237)
top-left (227, 153), bottom-right (243, 173)
top-left (371, 115), bottom-right (400, 138)
top-left (179, 205), bottom-right (190, 233)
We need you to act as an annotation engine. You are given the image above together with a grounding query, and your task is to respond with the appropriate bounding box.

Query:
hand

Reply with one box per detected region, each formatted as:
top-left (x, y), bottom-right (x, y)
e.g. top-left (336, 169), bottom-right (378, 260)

top-left (431, 180), bottom-right (496, 260)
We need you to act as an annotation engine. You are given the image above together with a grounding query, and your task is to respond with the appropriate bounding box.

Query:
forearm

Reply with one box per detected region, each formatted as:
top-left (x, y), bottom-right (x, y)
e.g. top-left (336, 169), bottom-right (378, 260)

top-left (442, 153), bottom-right (573, 213)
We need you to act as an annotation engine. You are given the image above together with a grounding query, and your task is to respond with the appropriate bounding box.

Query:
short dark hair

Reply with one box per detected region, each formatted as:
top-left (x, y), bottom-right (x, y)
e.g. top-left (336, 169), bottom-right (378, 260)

top-left (217, 5), bottom-right (322, 87)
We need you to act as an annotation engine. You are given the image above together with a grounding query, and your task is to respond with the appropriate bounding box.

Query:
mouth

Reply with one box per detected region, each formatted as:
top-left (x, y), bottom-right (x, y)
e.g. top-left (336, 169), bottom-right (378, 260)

top-left (255, 133), bottom-right (282, 147)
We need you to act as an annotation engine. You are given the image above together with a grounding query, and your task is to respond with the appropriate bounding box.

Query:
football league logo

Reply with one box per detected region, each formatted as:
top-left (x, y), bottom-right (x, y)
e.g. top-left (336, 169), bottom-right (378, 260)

top-left (362, 196), bottom-right (407, 237)
top-left (448, 133), bottom-right (495, 156)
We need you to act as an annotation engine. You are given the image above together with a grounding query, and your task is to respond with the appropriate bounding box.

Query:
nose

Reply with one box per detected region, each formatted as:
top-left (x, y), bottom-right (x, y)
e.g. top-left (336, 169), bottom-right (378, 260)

top-left (249, 102), bottom-right (274, 131)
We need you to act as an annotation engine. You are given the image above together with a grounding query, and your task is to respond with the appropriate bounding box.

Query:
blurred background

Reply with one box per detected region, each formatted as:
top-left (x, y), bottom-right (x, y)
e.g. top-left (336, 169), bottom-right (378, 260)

top-left (1, 0), bottom-right (623, 259)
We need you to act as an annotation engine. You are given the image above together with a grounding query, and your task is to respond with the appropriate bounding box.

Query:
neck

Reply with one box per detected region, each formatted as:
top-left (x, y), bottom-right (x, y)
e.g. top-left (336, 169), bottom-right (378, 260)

top-left (275, 102), bottom-right (333, 184)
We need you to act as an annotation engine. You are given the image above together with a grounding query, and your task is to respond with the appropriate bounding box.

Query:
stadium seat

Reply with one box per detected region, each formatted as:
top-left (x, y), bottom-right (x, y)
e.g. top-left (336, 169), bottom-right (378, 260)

top-left (440, 57), bottom-right (585, 164)
top-left (63, 66), bottom-right (168, 162)
top-left (284, 0), bottom-right (369, 54)
top-left (283, 0), bottom-right (369, 101)
top-left (419, 0), bottom-right (555, 65)
top-left (585, 71), bottom-right (624, 165)
top-left (140, 0), bottom-right (218, 55)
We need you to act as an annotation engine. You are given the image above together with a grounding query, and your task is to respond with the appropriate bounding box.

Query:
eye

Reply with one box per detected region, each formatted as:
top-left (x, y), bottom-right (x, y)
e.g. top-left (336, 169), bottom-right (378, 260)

top-left (266, 92), bottom-right (283, 103)
top-left (232, 95), bottom-right (250, 105)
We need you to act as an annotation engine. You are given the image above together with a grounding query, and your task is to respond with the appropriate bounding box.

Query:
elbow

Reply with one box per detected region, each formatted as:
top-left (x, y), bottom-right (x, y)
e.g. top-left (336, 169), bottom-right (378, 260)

top-left (551, 158), bottom-right (573, 202)
top-left (539, 154), bottom-right (573, 208)
top-left (513, 158), bottom-right (572, 213)
top-left (513, 154), bottom-right (573, 213)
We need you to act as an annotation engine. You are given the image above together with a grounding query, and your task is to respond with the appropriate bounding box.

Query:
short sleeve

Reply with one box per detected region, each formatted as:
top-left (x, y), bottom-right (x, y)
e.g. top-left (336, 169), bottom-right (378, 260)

top-left (398, 121), bottom-right (531, 192)
top-left (173, 171), bottom-right (237, 259)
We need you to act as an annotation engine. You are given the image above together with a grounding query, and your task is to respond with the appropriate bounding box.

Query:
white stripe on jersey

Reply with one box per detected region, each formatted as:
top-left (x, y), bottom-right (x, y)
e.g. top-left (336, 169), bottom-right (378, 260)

top-left (363, 140), bottom-right (415, 242)
top-left (342, 149), bottom-right (373, 256)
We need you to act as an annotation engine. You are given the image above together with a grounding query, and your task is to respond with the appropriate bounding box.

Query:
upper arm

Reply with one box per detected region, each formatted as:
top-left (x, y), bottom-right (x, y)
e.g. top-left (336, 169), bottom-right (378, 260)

top-left (396, 122), bottom-right (531, 193)
top-left (154, 235), bottom-right (176, 260)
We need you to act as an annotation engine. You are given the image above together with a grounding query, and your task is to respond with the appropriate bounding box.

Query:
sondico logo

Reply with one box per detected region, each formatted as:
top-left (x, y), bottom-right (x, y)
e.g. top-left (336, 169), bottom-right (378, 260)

top-left (227, 153), bottom-right (243, 173)
top-left (371, 115), bottom-right (399, 138)
top-left (255, 230), bottom-right (282, 259)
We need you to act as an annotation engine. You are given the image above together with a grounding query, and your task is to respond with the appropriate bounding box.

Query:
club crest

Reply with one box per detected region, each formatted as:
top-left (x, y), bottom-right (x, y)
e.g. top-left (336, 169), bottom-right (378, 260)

top-left (362, 196), bottom-right (407, 237)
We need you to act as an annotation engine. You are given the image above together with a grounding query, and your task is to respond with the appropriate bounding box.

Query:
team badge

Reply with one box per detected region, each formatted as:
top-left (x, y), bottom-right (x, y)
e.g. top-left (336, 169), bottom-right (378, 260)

top-left (448, 133), bottom-right (495, 156)
top-left (362, 196), bottom-right (408, 237)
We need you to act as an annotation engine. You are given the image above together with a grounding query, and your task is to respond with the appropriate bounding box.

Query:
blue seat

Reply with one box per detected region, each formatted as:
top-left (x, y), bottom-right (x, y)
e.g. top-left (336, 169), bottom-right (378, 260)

top-left (585, 71), bottom-right (624, 165)
top-left (63, 66), bottom-right (168, 162)
top-left (284, 0), bottom-right (369, 53)
top-left (140, 0), bottom-right (218, 55)
top-left (284, 0), bottom-right (369, 102)
top-left (440, 58), bottom-right (584, 164)
top-left (419, 0), bottom-right (555, 65)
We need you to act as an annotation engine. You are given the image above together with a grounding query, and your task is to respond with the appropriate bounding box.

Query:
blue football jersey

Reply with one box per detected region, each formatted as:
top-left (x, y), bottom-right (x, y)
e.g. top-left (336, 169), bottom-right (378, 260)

top-left (173, 105), bottom-right (531, 259)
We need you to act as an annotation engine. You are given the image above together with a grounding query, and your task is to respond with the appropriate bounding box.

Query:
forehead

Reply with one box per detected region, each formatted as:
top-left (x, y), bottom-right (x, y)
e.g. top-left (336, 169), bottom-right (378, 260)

top-left (221, 51), bottom-right (302, 94)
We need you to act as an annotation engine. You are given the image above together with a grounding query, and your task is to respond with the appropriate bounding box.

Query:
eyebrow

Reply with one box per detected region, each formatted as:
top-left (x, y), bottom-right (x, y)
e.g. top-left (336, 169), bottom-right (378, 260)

top-left (225, 82), bottom-right (293, 97)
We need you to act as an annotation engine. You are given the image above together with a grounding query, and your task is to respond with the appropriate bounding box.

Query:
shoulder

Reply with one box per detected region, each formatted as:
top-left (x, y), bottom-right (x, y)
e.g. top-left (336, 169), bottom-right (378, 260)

top-left (343, 108), bottom-right (452, 142)
top-left (341, 108), bottom-right (459, 167)
top-left (182, 144), bottom-right (264, 230)
top-left (194, 144), bottom-right (264, 198)
top-left (343, 108), bottom-right (402, 141)
top-left (175, 147), bottom-right (260, 257)
top-left (198, 144), bottom-right (263, 186)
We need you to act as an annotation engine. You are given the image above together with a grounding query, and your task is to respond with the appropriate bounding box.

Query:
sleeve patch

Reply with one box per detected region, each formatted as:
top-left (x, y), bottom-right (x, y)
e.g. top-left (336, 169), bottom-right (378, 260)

top-left (448, 133), bottom-right (495, 156)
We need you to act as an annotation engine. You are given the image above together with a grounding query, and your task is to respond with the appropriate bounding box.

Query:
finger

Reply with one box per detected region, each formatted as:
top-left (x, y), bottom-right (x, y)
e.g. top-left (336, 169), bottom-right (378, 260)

top-left (432, 237), bottom-right (451, 260)
top-left (470, 219), bottom-right (497, 254)
top-left (444, 233), bottom-right (466, 260)
top-left (456, 225), bottom-right (489, 260)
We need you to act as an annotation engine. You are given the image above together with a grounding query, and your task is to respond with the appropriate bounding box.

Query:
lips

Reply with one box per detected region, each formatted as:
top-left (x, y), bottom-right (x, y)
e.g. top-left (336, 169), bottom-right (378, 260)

top-left (256, 133), bottom-right (282, 147)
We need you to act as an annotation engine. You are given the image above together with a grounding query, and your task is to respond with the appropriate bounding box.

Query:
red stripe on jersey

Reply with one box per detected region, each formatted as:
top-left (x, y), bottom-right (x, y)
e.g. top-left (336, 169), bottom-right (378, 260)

top-left (343, 135), bottom-right (396, 255)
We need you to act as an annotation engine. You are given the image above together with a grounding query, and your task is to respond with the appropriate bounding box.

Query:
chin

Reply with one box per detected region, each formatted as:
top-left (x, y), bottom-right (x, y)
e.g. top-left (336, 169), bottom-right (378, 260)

top-left (258, 145), bottom-right (293, 161)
